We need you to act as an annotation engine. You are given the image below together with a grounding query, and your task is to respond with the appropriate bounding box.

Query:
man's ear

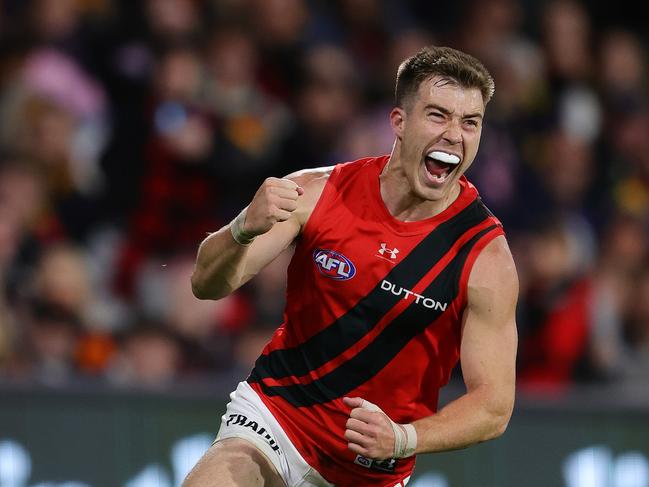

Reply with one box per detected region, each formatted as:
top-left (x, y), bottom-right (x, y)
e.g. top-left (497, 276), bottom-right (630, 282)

top-left (390, 107), bottom-right (406, 139)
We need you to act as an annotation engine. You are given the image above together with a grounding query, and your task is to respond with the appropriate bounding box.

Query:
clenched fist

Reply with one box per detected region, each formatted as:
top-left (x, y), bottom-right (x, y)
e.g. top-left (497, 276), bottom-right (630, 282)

top-left (243, 178), bottom-right (304, 236)
top-left (342, 397), bottom-right (417, 460)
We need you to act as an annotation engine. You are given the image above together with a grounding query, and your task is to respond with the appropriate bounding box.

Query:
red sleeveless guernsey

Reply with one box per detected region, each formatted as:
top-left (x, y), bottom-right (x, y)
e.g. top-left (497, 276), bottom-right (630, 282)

top-left (248, 155), bottom-right (504, 486)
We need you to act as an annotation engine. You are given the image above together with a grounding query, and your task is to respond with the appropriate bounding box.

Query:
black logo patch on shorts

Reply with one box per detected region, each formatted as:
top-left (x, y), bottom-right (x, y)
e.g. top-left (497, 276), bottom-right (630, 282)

top-left (226, 414), bottom-right (282, 454)
top-left (371, 458), bottom-right (397, 473)
top-left (353, 455), bottom-right (397, 473)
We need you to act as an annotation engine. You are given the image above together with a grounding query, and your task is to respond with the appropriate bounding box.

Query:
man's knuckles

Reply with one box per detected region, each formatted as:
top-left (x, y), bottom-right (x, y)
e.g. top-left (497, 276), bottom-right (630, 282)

top-left (350, 408), bottom-right (367, 420)
top-left (263, 176), bottom-right (282, 186)
top-left (282, 200), bottom-right (298, 212)
top-left (367, 424), bottom-right (381, 438)
top-left (263, 192), bottom-right (298, 211)
top-left (264, 177), bottom-right (299, 191)
top-left (344, 429), bottom-right (365, 443)
top-left (352, 408), bottom-right (381, 423)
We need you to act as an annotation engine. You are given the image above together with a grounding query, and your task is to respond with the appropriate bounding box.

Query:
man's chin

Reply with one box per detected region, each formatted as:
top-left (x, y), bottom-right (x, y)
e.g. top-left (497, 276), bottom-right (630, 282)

top-left (416, 173), bottom-right (454, 200)
top-left (413, 183), bottom-right (448, 203)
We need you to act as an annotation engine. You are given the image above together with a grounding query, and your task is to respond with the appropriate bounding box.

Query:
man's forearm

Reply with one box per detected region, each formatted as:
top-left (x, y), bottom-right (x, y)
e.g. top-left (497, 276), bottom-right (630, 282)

top-left (191, 224), bottom-right (250, 300)
top-left (412, 385), bottom-right (513, 454)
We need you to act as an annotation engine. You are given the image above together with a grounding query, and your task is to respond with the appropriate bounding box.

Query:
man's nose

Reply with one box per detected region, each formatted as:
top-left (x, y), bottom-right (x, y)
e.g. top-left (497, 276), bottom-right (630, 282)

top-left (442, 120), bottom-right (462, 145)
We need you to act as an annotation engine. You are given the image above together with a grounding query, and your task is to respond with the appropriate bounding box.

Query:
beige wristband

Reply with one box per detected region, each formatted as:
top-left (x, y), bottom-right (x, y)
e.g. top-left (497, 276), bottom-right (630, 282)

top-left (391, 422), bottom-right (417, 458)
top-left (230, 209), bottom-right (256, 246)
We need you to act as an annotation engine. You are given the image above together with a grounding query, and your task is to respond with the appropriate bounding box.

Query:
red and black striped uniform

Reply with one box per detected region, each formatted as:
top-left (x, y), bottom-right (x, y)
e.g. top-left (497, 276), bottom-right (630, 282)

top-left (248, 155), bottom-right (504, 486)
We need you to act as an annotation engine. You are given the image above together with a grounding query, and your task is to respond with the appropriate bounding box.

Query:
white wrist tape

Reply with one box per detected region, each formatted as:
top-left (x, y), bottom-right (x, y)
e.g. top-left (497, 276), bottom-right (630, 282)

top-left (391, 422), bottom-right (417, 458)
top-left (230, 209), bottom-right (256, 246)
top-left (360, 399), bottom-right (417, 458)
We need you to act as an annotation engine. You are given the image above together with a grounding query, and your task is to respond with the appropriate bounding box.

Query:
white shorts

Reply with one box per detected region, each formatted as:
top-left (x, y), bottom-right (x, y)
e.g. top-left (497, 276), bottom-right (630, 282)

top-left (215, 381), bottom-right (334, 487)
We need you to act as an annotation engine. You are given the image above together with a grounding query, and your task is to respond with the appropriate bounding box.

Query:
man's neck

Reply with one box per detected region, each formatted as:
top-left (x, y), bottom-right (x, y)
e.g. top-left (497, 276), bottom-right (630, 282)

top-left (379, 153), bottom-right (461, 222)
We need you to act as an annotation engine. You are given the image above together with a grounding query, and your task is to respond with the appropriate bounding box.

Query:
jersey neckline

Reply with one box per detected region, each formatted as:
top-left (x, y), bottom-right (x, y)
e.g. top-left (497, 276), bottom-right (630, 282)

top-left (366, 155), bottom-right (478, 236)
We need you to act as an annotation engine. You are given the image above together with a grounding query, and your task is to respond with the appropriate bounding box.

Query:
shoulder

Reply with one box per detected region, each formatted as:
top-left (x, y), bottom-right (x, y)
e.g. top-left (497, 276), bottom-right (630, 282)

top-left (284, 166), bottom-right (336, 230)
top-left (285, 165), bottom-right (335, 192)
top-left (286, 156), bottom-right (379, 190)
top-left (282, 157), bottom-right (378, 230)
top-left (467, 235), bottom-right (519, 313)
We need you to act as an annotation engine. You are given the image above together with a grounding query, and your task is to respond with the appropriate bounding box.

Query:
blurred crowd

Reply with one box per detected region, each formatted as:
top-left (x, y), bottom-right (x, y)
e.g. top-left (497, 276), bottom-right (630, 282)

top-left (0, 0), bottom-right (647, 393)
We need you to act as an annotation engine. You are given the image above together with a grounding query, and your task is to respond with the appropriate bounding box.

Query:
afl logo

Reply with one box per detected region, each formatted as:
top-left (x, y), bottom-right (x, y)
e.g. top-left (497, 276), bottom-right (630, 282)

top-left (313, 249), bottom-right (356, 280)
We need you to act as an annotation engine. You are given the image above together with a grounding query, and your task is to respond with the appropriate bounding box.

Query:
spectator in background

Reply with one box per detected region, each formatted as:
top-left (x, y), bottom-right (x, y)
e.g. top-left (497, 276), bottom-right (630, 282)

top-left (523, 129), bottom-right (599, 223)
top-left (275, 43), bottom-right (360, 174)
top-left (618, 266), bottom-right (649, 385)
top-left (599, 29), bottom-right (647, 107)
top-left (0, 48), bottom-right (109, 241)
top-left (607, 103), bottom-right (649, 218)
top-left (32, 244), bottom-right (94, 320)
top-left (144, 0), bottom-right (205, 43)
top-left (516, 218), bottom-right (594, 391)
top-left (112, 41), bottom-right (221, 300)
top-left (135, 254), bottom-right (251, 375)
top-left (248, 0), bottom-right (310, 101)
top-left (596, 29), bottom-right (649, 222)
top-left (0, 207), bottom-right (20, 371)
top-left (107, 320), bottom-right (182, 389)
top-left (31, 241), bottom-right (120, 374)
top-left (0, 156), bottom-right (45, 288)
top-left (586, 213), bottom-right (648, 382)
top-left (0, 155), bottom-right (48, 350)
top-left (203, 26), bottom-right (292, 209)
top-left (9, 299), bottom-right (82, 385)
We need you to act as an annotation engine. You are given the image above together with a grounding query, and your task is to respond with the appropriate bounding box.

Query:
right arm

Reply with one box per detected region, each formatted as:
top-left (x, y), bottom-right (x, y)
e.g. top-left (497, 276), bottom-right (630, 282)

top-left (191, 170), bottom-right (329, 300)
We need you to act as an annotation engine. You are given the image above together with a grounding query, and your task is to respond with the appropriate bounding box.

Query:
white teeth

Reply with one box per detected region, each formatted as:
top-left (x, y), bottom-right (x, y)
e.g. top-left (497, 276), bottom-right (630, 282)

top-left (428, 151), bottom-right (460, 165)
top-left (429, 173), bottom-right (447, 183)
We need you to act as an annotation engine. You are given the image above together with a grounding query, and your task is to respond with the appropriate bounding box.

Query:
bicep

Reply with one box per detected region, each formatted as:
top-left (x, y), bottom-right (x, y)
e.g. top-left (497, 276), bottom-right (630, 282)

top-left (460, 237), bottom-right (518, 399)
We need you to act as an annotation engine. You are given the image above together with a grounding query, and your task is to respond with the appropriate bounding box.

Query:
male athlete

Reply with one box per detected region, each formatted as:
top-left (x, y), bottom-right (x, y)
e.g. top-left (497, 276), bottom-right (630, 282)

top-left (185, 46), bottom-right (518, 487)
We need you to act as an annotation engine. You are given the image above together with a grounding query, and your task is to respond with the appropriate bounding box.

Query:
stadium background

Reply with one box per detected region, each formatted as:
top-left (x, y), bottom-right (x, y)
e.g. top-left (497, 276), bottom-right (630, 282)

top-left (0, 0), bottom-right (648, 486)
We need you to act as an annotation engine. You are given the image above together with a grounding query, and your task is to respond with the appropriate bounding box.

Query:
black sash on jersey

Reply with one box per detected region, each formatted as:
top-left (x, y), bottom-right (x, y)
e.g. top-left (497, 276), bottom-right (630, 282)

top-left (249, 198), bottom-right (499, 407)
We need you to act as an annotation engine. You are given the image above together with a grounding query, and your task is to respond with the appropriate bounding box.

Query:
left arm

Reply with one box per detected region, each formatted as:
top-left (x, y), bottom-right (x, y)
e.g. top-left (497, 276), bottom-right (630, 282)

top-left (411, 235), bottom-right (518, 452)
top-left (344, 236), bottom-right (518, 458)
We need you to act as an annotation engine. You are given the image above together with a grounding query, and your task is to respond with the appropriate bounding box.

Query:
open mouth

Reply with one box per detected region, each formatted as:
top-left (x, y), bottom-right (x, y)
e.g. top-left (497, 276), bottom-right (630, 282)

top-left (424, 150), bottom-right (461, 184)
